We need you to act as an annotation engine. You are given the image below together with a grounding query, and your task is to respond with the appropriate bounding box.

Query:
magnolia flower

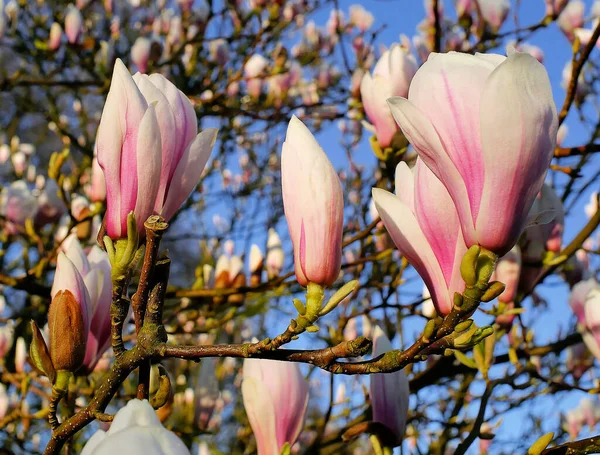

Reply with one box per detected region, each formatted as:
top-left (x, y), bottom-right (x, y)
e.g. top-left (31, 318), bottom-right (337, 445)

top-left (361, 44), bottom-right (418, 149)
top-left (558, 1), bottom-right (585, 39)
top-left (0, 181), bottom-right (37, 231)
top-left (281, 117), bottom-right (344, 287)
top-left (479, 0), bottom-right (510, 31)
top-left (242, 358), bottom-right (309, 455)
top-left (96, 59), bottom-right (217, 238)
top-left (131, 37), bottom-right (152, 73)
top-left (389, 50), bottom-right (558, 255)
top-left (370, 326), bottom-right (409, 446)
top-left (0, 324), bottom-right (14, 358)
top-left (244, 54), bottom-right (268, 98)
top-left (81, 399), bottom-right (190, 454)
top-left (349, 4), bottom-right (374, 32)
top-left (49, 253), bottom-right (92, 372)
top-left (48, 22), bottom-right (62, 51)
top-left (64, 6), bottom-right (83, 44)
top-left (569, 279), bottom-right (600, 360)
top-left (373, 160), bottom-right (467, 316)
top-left (494, 246), bottom-right (521, 304)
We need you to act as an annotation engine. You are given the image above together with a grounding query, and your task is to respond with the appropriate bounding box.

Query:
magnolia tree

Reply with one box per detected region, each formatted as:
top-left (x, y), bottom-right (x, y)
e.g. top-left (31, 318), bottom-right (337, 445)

top-left (1, 0), bottom-right (600, 454)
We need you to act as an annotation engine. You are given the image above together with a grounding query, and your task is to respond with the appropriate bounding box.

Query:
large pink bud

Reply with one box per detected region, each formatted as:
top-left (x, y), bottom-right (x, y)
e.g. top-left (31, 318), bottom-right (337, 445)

top-left (372, 160), bottom-right (467, 316)
top-left (281, 116), bottom-right (344, 287)
top-left (370, 326), bottom-right (409, 446)
top-left (361, 44), bottom-right (418, 148)
top-left (242, 358), bottom-right (309, 455)
top-left (96, 59), bottom-right (217, 238)
top-left (64, 6), bottom-right (83, 44)
top-left (388, 50), bottom-right (558, 256)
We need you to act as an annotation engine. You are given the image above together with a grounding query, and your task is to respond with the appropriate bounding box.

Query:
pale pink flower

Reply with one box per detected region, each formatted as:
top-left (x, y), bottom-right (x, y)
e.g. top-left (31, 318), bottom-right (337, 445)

top-left (131, 37), bottom-right (152, 73)
top-left (479, 0), bottom-right (510, 31)
top-left (361, 45), bottom-right (418, 148)
top-left (558, 1), bottom-right (585, 39)
top-left (65, 6), bottom-right (83, 44)
top-left (372, 160), bottom-right (467, 316)
top-left (388, 50), bottom-right (558, 255)
top-left (48, 22), bottom-right (62, 51)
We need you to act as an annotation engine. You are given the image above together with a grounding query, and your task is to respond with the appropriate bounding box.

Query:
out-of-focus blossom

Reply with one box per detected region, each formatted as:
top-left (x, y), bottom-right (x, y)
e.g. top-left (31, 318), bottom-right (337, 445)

top-left (242, 358), bottom-right (309, 455)
top-left (558, 1), bottom-right (585, 39)
top-left (545, 0), bottom-right (568, 16)
top-left (562, 61), bottom-right (590, 103)
top-left (0, 181), bottom-right (37, 232)
top-left (566, 343), bottom-right (594, 380)
top-left (244, 54), bottom-right (269, 99)
top-left (81, 399), bottom-right (190, 454)
top-left (479, 0), bottom-right (510, 31)
top-left (361, 44), bottom-right (418, 149)
top-left (65, 6), bottom-right (83, 44)
top-left (373, 160), bottom-right (467, 316)
top-left (131, 37), bottom-right (152, 73)
top-left (0, 324), bottom-right (13, 358)
top-left (455, 0), bottom-right (473, 17)
top-left (96, 59), bottom-right (217, 238)
top-left (35, 179), bottom-right (66, 226)
top-left (569, 280), bottom-right (600, 360)
top-left (585, 192), bottom-right (598, 219)
top-left (0, 384), bottom-right (7, 421)
top-left (209, 39), bottom-right (229, 65)
top-left (14, 337), bottom-right (25, 373)
top-left (349, 5), bottom-right (374, 32)
top-left (557, 124), bottom-right (568, 146)
top-left (494, 246), bottom-right (521, 304)
top-left (370, 326), bottom-right (409, 446)
top-left (48, 22), bottom-right (62, 51)
top-left (389, 50), bottom-right (558, 255)
top-left (281, 117), bottom-right (343, 287)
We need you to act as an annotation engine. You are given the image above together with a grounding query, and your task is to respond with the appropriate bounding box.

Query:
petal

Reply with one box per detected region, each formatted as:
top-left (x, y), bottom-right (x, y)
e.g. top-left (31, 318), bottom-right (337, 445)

top-left (160, 128), bottom-right (217, 221)
top-left (394, 162), bottom-right (415, 211)
top-left (476, 51), bottom-right (558, 254)
top-left (64, 238), bottom-right (90, 276)
top-left (414, 160), bottom-right (466, 296)
top-left (242, 377), bottom-right (280, 455)
top-left (360, 73), bottom-right (398, 148)
top-left (132, 73), bottom-right (177, 212)
top-left (387, 97), bottom-right (476, 245)
top-left (407, 52), bottom-right (500, 222)
top-left (372, 188), bottom-right (453, 315)
top-left (148, 74), bottom-right (198, 171)
top-left (133, 105), bottom-right (163, 232)
top-left (97, 59), bottom-right (148, 238)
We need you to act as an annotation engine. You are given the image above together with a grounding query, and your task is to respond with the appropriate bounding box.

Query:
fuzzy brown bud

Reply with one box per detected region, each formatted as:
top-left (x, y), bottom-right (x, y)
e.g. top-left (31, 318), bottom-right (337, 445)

top-left (48, 290), bottom-right (87, 372)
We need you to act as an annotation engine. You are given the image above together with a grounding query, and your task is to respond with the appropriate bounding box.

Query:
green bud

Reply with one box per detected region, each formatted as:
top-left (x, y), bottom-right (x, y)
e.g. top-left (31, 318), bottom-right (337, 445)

top-left (480, 281), bottom-right (506, 302)
top-left (319, 280), bottom-right (359, 316)
top-left (470, 326), bottom-right (495, 345)
top-left (453, 324), bottom-right (479, 347)
top-left (475, 251), bottom-right (497, 286)
top-left (460, 246), bottom-right (481, 286)
top-left (306, 325), bottom-right (320, 333)
top-left (30, 321), bottom-right (56, 384)
top-left (454, 319), bottom-right (474, 333)
top-left (293, 298), bottom-right (306, 315)
top-left (150, 365), bottom-right (173, 410)
top-left (527, 432), bottom-right (554, 455)
top-left (454, 292), bottom-right (464, 308)
top-left (422, 319), bottom-right (437, 342)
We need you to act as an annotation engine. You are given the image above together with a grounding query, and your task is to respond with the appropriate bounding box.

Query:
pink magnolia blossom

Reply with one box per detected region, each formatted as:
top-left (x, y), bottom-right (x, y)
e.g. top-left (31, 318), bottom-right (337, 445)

top-left (131, 37), bottom-right (152, 73)
top-left (566, 343), bottom-right (593, 380)
top-left (494, 246), bottom-right (521, 304)
top-left (0, 181), bottom-right (38, 231)
top-left (349, 5), bottom-right (374, 32)
top-left (265, 228), bottom-right (284, 279)
top-left (361, 44), bottom-right (418, 148)
top-left (96, 59), bottom-right (217, 238)
top-left (558, 1), bottom-right (585, 39)
top-left (455, 0), bottom-right (472, 17)
top-left (545, 0), bottom-right (568, 16)
top-left (479, 0), bottom-right (510, 31)
top-left (48, 22), bottom-right (62, 51)
top-left (244, 54), bottom-right (268, 98)
top-left (0, 324), bottom-right (13, 358)
top-left (372, 160), bottom-right (467, 316)
top-left (64, 6), bottom-right (83, 44)
top-left (569, 279), bottom-right (600, 360)
top-left (370, 326), bottom-right (409, 446)
top-left (388, 50), bottom-right (558, 255)
top-left (281, 116), bottom-right (344, 287)
top-left (242, 358), bottom-right (309, 455)
top-left (90, 151), bottom-right (106, 202)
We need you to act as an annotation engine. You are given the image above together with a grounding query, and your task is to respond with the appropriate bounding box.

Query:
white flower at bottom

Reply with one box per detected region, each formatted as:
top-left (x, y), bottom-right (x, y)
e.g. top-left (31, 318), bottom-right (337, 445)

top-left (81, 399), bottom-right (190, 455)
